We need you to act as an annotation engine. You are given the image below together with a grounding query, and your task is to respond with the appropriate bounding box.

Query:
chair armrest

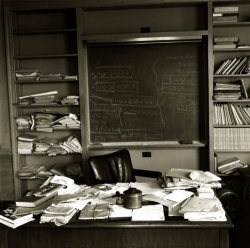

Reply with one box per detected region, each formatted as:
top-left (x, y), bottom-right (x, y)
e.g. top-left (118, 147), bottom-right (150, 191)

top-left (133, 168), bottom-right (162, 179)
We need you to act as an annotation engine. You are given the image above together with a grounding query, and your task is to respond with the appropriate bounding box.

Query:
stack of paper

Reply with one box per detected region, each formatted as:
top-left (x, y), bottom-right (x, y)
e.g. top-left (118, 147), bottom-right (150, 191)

top-left (53, 113), bottom-right (80, 129)
top-left (131, 204), bottom-right (165, 221)
top-left (161, 168), bottom-right (222, 190)
top-left (179, 196), bottom-right (227, 221)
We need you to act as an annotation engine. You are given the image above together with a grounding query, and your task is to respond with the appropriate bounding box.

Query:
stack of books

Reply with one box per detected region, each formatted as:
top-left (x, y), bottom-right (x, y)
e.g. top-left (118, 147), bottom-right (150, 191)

top-left (16, 183), bottom-right (64, 208)
top-left (213, 81), bottom-right (245, 100)
top-left (214, 36), bottom-right (238, 49)
top-left (214, 103), bottom-right (250, 125)
top-left (179, 196), bottom-right (227, 221)
top-left (213, 6), bottom-right (239, 24)
top-left (215, 56), bottom-right (249, 75)
top-left (0, 206), bottom-right (34, 229)
top-left (17, 134), bottom-right (38, 154)
top-left (217, 157), bottom-right (247, 174)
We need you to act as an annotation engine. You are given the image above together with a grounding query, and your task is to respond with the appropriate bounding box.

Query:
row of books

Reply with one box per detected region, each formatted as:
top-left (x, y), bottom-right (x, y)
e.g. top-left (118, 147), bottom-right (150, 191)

top-left (213, 80), bottom-right (247, 100)
top-left (214, 128), bottom-right (250, 150)
top-left (16, 113), bottom-right (80, 132)
top-left (15, 70), bottom-right (78, 81)
top-left (215, 56), bottom-right (249, 75)
top-left (18, 135), bottom-right (82, 155)
top-left (217, 157), bottom-right (247, 174)
top-left (214, 103), bottom-right (250, 125)
top-left (214, 36), bottom-right (250, 50)
top-left (213, 6), bottom-right (239, 24)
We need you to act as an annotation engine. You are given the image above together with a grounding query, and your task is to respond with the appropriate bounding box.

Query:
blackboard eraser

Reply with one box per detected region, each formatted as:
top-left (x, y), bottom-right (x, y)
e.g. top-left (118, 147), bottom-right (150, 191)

top-left (179, 140), bottom-right (193, 144)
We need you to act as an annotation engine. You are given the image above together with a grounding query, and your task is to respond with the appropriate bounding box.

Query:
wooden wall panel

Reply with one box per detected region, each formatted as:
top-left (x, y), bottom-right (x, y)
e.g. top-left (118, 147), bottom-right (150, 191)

top-left (0, 0), bottom-right (14, 200)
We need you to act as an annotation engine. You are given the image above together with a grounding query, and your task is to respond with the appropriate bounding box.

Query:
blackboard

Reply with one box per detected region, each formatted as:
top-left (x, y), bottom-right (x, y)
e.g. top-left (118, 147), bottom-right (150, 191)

top-left (87, 42), bottom-right (205, 143)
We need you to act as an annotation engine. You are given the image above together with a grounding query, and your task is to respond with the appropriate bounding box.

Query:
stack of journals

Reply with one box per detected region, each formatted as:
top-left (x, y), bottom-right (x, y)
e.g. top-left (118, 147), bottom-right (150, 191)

top-left (0, 206), bottom-right (34, 229)
top-left (214, 103), bottom-right (250, 125)
top-left (215, 56), bottom-right (249, 75)
top-left (217, 157), bottom-right (247, 174)
top-left (34, 112), bottom-right (58, 132)
top-left (213, 81), bottom-right (245, 100)
top-left (214, 36), bottom-right (238, 49)
top-left (213, 6), bottom-right (239, 24)
top-left (17, 134), bottom-right (38, 154)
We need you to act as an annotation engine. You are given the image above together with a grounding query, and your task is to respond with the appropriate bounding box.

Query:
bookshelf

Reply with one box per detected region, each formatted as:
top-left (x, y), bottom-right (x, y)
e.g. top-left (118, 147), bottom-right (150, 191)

top-left (212, 1), bottom-right (250, 175)
top-left (4, 8), bottom-right (83, 198)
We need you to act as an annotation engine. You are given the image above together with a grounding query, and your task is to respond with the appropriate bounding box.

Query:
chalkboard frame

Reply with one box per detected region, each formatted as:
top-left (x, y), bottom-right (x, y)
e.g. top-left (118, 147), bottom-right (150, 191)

top-left (83, 34), bottom-right (208, 148)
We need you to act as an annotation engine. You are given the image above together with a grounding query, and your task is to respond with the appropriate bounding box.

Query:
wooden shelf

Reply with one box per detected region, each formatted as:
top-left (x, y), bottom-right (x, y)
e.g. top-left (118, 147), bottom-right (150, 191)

top-left (13, 28), bottom-right (77, 35)
top-left (18, 128), bottom-right (80, 132)
top-left (215, 149), bottom-right (250, 153)
top-left (213, 99), bottom-right (250, 103)
top-left (19, 152), bottom-right (82, 156)
top-left (15, 103), bottom-right (79, 108)
top-left (213, 22), bottom-right (250, 27)
top-left (213, 74), bottom-right (250, 78)
top-left (215, 172), bottom-right (240, 177)
top-left (15, 79), bottom-right (78, 84)
top-left (13, 54), bottom-right (78, 59)
top-left (214, 125), bottom-right (250, 128)
top-left (83, 30), bottom-right (208, 44)
top-left (214, 48), bottom-right (250, 52)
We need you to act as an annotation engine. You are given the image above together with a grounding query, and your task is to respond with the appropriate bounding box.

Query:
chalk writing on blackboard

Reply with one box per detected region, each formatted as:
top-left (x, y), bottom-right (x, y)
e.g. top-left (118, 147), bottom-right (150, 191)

top-left (95, 66), bottom-right (135, 79)
top-left (94, 81), bottom-right (139, 93)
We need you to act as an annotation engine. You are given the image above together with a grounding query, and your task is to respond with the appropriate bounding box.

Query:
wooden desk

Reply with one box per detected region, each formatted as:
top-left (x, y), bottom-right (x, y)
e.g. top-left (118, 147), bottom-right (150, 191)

top-left (0, 216), bottom-right (233, 248)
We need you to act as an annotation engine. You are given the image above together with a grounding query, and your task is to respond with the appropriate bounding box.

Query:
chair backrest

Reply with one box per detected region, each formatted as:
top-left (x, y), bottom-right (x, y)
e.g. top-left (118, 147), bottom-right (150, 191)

top-left (88, 149), bottom-right (136, 184)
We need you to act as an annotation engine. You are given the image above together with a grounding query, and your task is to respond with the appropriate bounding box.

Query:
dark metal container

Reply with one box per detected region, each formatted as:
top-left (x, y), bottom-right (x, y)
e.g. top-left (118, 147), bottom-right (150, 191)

top-left (123, 187), bottom-right (142, 209)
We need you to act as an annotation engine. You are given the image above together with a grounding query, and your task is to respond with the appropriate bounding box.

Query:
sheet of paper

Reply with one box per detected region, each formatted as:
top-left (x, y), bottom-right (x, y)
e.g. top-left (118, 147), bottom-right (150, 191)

top-left (164, 190), bottom-right (194, 204)
top-left (129, 182), bottom-right (161, 195)
top-left (109, 205), bottom-right (132, 219)
top-left (132, 204), bottom-right (165, 221)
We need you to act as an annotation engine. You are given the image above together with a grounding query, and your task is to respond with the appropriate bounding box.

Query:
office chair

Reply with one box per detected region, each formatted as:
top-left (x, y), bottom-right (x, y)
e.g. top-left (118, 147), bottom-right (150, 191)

top-left (88, 149), bottom-right (162, 185)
